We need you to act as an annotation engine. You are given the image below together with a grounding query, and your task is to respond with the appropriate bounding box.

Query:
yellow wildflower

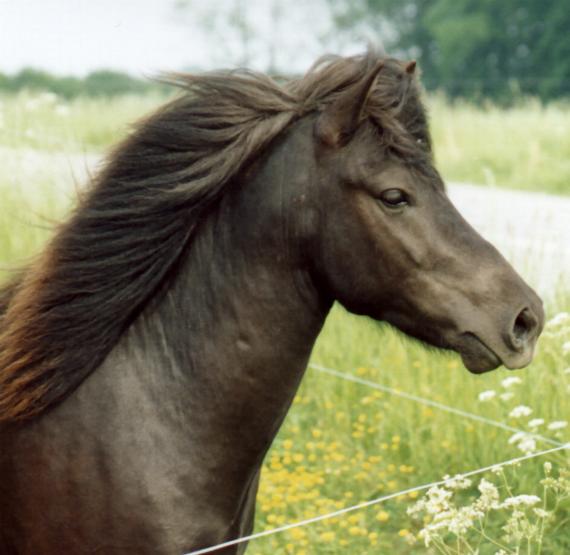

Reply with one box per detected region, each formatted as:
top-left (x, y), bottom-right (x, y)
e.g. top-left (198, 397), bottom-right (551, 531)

top-left (290, 528), bottom-right (306, 540)
top-left (319, 531), bottom-right (336, 542)
top-left (376, 511), bottom-right (390, 522)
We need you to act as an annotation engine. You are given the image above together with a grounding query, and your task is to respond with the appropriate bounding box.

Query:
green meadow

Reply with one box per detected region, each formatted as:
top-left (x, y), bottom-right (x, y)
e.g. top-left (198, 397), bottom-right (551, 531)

top-left (0, 92), bottom-right (568, 554)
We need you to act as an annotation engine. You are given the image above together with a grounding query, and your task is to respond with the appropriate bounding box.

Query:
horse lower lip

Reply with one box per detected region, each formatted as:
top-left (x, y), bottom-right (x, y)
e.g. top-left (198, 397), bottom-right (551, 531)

top-left (458, 333), bottom-right (502, 374)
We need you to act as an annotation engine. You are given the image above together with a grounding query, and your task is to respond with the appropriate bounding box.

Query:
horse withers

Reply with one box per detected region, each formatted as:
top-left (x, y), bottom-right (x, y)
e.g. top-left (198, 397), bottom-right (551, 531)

top-left (0, 53), bottom-right (543, 554)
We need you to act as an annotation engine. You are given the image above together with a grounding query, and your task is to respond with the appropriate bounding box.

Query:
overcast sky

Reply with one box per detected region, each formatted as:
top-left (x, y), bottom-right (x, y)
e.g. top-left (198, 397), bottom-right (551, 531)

top-left (0, 0), bottom-right (357, 77)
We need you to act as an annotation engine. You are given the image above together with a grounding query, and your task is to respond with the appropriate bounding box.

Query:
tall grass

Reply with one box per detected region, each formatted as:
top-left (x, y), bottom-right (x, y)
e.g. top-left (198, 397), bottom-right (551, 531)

top-left (0, 92), bottom-right (568, 553)
top-left (0, 91), bottom-right (164, 152)
top-left (248, 304), bottom-right (569, 554)
top-left (428, 95), bottom-right (570, 195)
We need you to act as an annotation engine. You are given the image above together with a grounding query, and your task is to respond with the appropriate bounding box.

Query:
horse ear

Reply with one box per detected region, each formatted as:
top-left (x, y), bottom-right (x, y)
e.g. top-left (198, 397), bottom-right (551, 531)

top-left (405, 60), bottom-right (417, 74)
top-left (315, 61), bottom-right (385, 149)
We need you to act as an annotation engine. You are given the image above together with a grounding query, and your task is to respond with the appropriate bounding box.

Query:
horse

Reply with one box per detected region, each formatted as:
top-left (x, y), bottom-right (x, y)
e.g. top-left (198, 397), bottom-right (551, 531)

top-left (0, 52), bottom-right (543, 554)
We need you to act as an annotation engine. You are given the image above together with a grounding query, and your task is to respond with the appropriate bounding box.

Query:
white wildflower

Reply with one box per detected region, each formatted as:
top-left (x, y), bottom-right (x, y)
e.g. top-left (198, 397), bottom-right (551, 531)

top-left (528, 418), bottom-right (545, 429)
top-left (508, 432), bottom-right (536, 453)
top-left (508, 431), bottom-right (527, 444)
top-left (517, 436), bottom-right (537, 454)
top-left (509, 405), bottom-right (532, 418)
top-left (501, 494), bottom-right (541, 508)
top-left (418, 525), bottom-right (442, 547)
top-left (544, 461), bottom-right (552, 473)
top-left (476, 478), bottom-right (500, 510)
top-left (533, 508), bottom-right (550, 518)
top-left (547, 420), bottom-right (568, 430)
top-left (563, 341), bottom-right (570, 354)
top-left (443, 474), bottom-right (472, 490)
top-left (407, 486), bottom-right (454, 519)
top-left (500, 392), bottom-right (515, 401)
top-left (447, 506), bottom-right (482, 534)
top-left (424, 486), bottom-right (453, 515)
top-left (501, 376), bottom-right (522, 388)
top-left (564, 367), bottom-right (570, 375)
top-left (478, 390), bottom-right (496, 401)
top-left (546, 312), bottom-right (569, 327)
top-left (502, 509), bottom-right (526, 543)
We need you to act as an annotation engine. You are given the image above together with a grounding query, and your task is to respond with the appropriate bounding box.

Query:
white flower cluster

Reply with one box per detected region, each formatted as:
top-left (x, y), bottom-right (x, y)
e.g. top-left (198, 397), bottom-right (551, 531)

top-left (501, 376), bottom-right (522, 388)
top-left (508, 431), bottom-right (537, 454)
top-left (478, 376), bottom-right (523, 404)
top-left (501, 494), bottom-right (541, 508)
top-left (476, 478), bottom-right (501, 510)
top-left (528, 418), bottom-right (544, 428)
top-left (478, 390), bottom-right (496, 401)
top-left (407, 485), bottom-right (453, 518)
top-left (509, 405), bottom-right (533, 418)
top-left (443, 473), bottom-right (472, 490)
top-left (408, 477), bottom-right (502, 546)
top-left (408, 465), bottom-right (568, 550)
top-left (547, 420), bottom-right (567, 431)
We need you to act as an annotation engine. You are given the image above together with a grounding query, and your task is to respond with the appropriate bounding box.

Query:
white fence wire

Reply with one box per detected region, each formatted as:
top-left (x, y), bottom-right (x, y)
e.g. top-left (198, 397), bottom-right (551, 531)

top-left (186, 444), bottom-right (569, 554)
top-left (184, 363), bottom-right (568, 555)
top-left (309, 364), bottom-right (564, 447)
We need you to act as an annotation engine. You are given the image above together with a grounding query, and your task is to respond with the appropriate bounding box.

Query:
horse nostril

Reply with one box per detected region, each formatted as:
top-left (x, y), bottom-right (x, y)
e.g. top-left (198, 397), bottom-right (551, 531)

top-left (511, 308), bottom-right (537, 347)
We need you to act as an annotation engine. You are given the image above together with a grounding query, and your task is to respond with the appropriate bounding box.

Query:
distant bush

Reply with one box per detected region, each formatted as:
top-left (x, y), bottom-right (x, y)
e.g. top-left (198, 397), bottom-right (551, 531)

top-left (0, 68), bottom-right (164, 99)
top-left (84, 70), bottom-right (151, 97)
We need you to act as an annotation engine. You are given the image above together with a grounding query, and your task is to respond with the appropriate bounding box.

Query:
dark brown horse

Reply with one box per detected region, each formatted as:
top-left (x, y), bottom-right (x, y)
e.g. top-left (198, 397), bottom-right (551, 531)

top-left (0, 53), bottom-right (543, 554)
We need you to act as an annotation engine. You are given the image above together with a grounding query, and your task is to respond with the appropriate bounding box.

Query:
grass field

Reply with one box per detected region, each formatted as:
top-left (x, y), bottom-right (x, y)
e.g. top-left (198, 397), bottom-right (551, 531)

top-left (0, 92), bottom-right (569, 554)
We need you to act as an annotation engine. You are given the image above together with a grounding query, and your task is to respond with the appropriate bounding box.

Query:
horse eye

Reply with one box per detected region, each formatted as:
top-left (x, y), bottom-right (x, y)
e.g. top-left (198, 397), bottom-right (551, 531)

top-left (380, 188), bottom-right (408, 208)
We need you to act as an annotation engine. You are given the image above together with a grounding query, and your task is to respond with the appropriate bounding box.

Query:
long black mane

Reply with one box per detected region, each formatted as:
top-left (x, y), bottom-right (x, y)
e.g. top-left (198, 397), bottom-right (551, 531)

top-left (0, 52), bottom-right (431, 422)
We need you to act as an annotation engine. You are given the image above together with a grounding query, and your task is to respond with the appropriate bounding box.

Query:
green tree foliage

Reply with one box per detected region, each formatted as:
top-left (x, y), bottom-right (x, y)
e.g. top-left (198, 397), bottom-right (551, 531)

top-left (330, 0), bottom-right (570, 101)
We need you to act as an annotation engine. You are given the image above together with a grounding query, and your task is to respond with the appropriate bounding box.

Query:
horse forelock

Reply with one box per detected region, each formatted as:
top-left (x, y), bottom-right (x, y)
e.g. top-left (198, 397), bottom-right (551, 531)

top-left (0, 50), bottom-right (431, 422)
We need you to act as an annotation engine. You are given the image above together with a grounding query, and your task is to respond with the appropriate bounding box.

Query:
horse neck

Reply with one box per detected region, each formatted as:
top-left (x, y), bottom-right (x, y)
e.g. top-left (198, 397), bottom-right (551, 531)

top-left (115, 119), bottom-right (329, 476)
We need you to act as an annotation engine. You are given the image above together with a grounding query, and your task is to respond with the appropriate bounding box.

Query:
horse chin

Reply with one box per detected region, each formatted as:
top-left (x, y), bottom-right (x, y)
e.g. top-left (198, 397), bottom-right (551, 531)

top-left (456, 333), bottom-right (503, 374)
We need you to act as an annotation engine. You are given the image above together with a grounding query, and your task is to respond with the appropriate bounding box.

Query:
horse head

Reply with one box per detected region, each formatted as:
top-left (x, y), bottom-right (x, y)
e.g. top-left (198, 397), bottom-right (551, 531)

top-left (307, 59), bottom-right (543, 373)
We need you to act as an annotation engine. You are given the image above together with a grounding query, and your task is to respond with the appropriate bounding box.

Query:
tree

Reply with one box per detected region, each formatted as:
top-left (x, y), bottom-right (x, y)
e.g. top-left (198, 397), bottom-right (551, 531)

top-left (328, 0), bottom-right (570, 101)
top-left (173, 0), bottom-right (335, 73)
top-left (84, 70), bottom-right (148, 97)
